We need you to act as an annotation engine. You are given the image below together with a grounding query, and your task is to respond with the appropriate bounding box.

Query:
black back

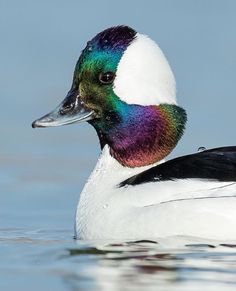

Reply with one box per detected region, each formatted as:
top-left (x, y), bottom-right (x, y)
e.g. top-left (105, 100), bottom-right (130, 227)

top-left (119, 146), bottom-right (236, 187)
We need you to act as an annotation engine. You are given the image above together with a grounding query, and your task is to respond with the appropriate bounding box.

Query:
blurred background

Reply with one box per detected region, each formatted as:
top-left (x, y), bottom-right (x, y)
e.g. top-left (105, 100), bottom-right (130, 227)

top-left (1, 1), bottom-right (236, 290)
top-left (1, 0), bottom-right (236, 233)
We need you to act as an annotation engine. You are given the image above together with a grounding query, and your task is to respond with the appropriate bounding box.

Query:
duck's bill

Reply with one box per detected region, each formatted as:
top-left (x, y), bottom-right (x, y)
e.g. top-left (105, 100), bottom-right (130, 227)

top-left (32, 89), bottom-right (95, 128)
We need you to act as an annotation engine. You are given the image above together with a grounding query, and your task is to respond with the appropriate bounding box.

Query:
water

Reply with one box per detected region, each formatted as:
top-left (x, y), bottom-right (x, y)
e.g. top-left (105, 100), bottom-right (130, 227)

top-left (2, 228), bottom-right (236, 291)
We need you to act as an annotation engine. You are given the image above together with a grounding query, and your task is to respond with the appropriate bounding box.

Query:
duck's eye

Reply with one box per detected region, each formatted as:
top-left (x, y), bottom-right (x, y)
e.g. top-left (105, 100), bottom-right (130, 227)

top-left (99, 72), bottom-right (115, 85)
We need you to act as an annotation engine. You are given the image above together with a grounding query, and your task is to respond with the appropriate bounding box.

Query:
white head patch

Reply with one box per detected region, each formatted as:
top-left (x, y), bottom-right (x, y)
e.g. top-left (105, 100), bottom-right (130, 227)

top-left (113, 33), bottom-right (177, 105)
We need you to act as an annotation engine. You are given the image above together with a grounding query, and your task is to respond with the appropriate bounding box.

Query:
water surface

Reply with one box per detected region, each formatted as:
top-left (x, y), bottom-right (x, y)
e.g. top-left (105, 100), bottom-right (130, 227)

top-left (2, 227), bottom-right (236, 291)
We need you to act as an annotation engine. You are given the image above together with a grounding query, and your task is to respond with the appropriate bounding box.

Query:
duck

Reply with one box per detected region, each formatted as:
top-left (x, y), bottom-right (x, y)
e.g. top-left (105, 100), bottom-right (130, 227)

top-left (32, 25), bottom-right (236, 241)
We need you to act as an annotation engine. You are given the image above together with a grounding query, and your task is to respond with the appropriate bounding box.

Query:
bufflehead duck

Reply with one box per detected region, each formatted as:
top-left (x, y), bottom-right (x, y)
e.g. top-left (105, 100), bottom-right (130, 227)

top-left (32, 26), bottom-right (236, 241)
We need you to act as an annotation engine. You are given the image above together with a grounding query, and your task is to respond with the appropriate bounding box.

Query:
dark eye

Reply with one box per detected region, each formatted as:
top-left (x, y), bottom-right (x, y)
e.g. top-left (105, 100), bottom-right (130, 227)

top-left (99, 72), bottom-right (115, 84)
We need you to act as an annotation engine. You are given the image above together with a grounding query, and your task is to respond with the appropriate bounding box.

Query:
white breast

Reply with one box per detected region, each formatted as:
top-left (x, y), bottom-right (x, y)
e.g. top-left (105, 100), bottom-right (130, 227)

top-left (75, 146), bottom-right (236, 241)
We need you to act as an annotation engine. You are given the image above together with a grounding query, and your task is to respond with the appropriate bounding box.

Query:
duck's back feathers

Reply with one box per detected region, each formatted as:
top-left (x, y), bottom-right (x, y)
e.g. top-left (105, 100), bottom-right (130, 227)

top-left (120, 146), bottom-right (236, 187)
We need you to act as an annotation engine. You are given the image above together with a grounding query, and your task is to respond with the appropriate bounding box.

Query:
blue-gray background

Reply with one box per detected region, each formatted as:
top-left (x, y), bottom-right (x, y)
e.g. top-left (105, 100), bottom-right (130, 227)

top-left (1, 0), bottom-right (236, 234)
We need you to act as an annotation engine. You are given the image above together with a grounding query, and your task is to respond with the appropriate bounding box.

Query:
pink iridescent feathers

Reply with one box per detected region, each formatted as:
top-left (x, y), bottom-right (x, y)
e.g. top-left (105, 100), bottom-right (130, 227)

top-left (107, 103), bottom-right (187, 167)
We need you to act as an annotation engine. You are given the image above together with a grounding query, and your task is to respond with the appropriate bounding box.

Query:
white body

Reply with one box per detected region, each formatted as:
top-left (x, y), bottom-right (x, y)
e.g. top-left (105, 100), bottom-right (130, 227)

top-left (76, 146), bottom-right (236, 241)
top-left (75, 30), bottom-right (236, 241)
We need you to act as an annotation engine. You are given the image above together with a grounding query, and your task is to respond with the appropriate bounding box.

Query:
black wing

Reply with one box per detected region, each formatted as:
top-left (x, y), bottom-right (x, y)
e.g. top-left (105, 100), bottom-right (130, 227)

top-left (119, 146), bottom-right (236, 187)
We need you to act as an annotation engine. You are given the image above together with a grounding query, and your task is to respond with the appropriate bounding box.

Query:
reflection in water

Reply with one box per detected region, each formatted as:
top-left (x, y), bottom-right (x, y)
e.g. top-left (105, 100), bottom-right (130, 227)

top-left (2, 229), bottom-right (236, 290)
top-left (57, 240), bottom-right (236, 291)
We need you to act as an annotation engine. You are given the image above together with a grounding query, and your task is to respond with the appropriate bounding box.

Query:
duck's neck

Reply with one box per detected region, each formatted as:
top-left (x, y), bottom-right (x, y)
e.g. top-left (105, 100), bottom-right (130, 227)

top-left (91, 102), bottom-right (187, 168)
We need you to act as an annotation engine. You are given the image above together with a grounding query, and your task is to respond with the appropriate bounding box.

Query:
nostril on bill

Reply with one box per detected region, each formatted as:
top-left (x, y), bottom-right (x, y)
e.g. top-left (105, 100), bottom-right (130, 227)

top-left (59, 103), bottom-right (75, 115)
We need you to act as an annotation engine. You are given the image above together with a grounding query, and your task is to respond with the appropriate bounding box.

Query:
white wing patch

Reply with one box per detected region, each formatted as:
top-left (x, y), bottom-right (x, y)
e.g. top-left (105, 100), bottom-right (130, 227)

top-left (113, 33), bottom-right (177, 106)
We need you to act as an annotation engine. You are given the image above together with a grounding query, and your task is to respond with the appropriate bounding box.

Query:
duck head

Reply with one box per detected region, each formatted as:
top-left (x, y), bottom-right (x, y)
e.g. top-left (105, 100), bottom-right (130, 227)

top-left (32, 25), bottom-right (187, 168)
